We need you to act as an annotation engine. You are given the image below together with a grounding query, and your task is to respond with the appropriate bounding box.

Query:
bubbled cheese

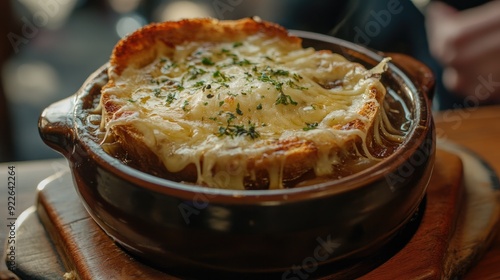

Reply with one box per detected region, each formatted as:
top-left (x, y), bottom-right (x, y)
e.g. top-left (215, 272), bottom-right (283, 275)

top-left (100, 21), bottom-right (396, 190)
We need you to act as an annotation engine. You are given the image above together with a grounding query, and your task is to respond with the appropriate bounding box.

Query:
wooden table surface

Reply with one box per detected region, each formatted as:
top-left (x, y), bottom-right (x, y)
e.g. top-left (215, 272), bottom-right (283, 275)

top-left (1, 105), bottom-right (499, 279)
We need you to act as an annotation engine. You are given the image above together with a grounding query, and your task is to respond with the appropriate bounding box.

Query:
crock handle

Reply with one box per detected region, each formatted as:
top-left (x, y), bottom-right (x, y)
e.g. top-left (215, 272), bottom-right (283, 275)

top-left (386, 52), bottom-right (435, 101)
top-left (38, 96), bottom-right (76, 156)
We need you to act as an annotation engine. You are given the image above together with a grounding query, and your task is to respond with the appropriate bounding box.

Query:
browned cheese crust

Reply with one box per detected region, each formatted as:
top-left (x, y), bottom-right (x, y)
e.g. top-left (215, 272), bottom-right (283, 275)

top-left (100, 18), bottom-right (387, 189)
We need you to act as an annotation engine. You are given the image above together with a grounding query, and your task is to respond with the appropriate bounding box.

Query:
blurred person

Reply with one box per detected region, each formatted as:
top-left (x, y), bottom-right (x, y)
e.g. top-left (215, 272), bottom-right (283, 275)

top-left (426, 0), bottom-right (500, 107)
top-left (281, 0), bottom-right (500, 110)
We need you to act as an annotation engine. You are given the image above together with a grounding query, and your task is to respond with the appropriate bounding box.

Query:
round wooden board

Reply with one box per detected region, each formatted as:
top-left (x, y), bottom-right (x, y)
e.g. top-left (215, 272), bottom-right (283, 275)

top-left (3, 147), bottom-right (500, 279)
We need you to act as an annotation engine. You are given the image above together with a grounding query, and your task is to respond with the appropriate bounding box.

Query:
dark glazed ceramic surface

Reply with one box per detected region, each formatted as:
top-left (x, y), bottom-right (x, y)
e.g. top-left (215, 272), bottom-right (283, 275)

top-left (38, 31), bottom-right (435, 274)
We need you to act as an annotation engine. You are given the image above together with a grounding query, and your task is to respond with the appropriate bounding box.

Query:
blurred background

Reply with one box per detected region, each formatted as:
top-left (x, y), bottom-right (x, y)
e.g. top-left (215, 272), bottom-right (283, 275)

top-left (0, 0), bottom-right (493, 162)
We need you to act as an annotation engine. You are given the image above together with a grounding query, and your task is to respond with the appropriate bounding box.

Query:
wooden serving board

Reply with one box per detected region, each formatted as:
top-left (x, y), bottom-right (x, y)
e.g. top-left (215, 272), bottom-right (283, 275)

top-left (5, 148), bottom-right (500, 279)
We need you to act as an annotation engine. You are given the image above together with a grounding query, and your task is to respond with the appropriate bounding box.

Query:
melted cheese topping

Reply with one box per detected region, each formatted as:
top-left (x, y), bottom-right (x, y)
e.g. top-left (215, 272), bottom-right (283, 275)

top-left (101, 33), bottom-right (397, 189)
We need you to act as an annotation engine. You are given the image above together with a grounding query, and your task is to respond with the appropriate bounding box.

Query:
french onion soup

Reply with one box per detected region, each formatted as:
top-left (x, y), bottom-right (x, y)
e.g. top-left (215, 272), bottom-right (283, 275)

top-left (90, 18), bottom-right (409, 190)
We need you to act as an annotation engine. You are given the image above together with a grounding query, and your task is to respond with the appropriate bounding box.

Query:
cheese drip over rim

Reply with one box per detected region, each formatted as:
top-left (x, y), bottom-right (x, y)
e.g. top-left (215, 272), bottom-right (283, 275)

top-left (100, 33), bottom-right (401, 189)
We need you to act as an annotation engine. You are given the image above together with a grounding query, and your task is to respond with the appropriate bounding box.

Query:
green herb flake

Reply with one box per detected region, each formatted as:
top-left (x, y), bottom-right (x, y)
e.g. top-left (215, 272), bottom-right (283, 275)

top-left (193, 81), bottom-right (205, 88)
top-left (202, 57), bottom-right (215, 66)
top-left (292, 73), bottom-right (303, 81)
top-left (153, 88), bottom-right (161, 97)
top-left (217, 122), bottom-right (260, 140)
top-left (256, 103), bottom-right (263, 110)
top-left (235, 124), bottom-right (259, 139)
top-left (161, 61), bottom-right (177, 73)
top-left (150, 79), bottom-right (160, 85)
top-left (273, 69), bottom-right (289, 76)
top-left (287, 80), bottom-right (308, 90)
top-left (258, 72), bottom-right (272, 83)
top-left (188, 66), bottom-right (207, 80)
top-left (182, 100), bottom-right (189, 112)
top-left (244, 72), bottom-right (253, 81)
top-left (236, 59), bottom-right (252, 66)
top-left (257, 67), bottom-right (291, 94)
top-left (226, 112), bottom-right (236, 123)
top-left (236, 103), bottom-right (243, 115)
top-left (233, 42), bottom-right (243, 48)
top-left (275, 93), bottom-right (298, 106)
top-left (218, 126), bottom-right (228, 135)
top-left (303, 122), bottom-right (319, 131)
top-left (165, 93), bottom-right (176, 105)
top-left (213, 70), bottom-right (230, 82)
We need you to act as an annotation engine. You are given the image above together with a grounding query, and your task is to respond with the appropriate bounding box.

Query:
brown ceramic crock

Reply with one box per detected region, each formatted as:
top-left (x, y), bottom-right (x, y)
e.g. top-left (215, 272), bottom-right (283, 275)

top-left (38, 30), bottom-right (435, 276)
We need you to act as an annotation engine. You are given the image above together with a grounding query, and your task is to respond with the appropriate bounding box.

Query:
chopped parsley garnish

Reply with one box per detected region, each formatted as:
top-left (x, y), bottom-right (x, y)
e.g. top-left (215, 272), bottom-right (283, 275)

top-left (275, 93), bottom-right (298, 105)
top-left (153, 88), bottom-right (161, 97)
top-left (213, 70), bottom-right (230, 82)
top-left (256, 103), bottom-right (262, 110)
top-left (218, 122), bottom-right (260, 139)
top-left (161, 62), bottom-right (177, 73)
top-left (182, 100), bottom-right (189, 111)
top-left (292, 73), bottom-right (303, 81)
top-left (235, 59), bottom-right (252, 66)
top-left (257, 71), bottom-right (272, 83)
top-left (214, 110), bottom-right (260, 140)
top-left (218, 126), bottom-right (228, 135)
top-left (273, 69), bottom-right (289, 76)
top-left (226, 112), bottom-right (236, 123)
top-left (255, 66), bottom-right (301, 105)
top-left (233, 42), bottom-right (243, 48)
top-left (236, 103), bottom-right (243, 115)
top-left (244, 72), bottom-right (253, 81)
top-left (165, 93), bottom-right (176, 105)
top-left (287, 80), bottom-right (308, 90)
top-left (303, 122), bottom-right (319, 131)
top-left (187, 66), bottom-right (207, 80)
top-left (237, 124), bottom-right (260, 139)
top-left (202, 57), bottom-right (214, 66)
top-left (193, 81), bottom-right (205, 88)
